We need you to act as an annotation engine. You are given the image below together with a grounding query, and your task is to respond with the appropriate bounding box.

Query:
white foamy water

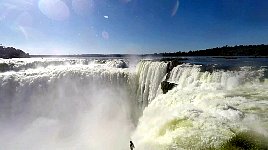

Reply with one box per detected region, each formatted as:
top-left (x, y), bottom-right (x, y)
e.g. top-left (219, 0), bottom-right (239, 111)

top-left (132, 63), bottom-right (268, 149)
top-left (135, 60), bottom-right (168, 108)
top-left (0, 58), bottom-right (267, 150)
top-left (0, 58), bottom-right (134, 150)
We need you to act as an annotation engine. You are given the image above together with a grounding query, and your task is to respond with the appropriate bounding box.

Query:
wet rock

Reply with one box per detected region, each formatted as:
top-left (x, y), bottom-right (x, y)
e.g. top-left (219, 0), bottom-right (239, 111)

top-left (107, 59), bottom-right (128, 68)
top-left (0, 63), bottom-right (13, 72)
top-left (161, 81), bottom-right (177, 94)
top-left (159, 57), bottom-right (188, 62)
top-left (160, 58), bottom-right (186, 80)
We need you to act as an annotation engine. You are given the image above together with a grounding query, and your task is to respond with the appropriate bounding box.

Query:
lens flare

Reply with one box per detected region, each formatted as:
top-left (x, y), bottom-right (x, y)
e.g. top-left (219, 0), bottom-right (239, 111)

top-left (171, 0), bottom-right (179, 17)
top-left (102, 31), bottom-right (109, 40)
top-left (38, 0), bottom-right (70, 21)
top-left (18, 26), bottom-right (29, 39)
top-left (16, 12), bottom-right (33, 27)
top-left (72, 0), bottom-right (94, 16)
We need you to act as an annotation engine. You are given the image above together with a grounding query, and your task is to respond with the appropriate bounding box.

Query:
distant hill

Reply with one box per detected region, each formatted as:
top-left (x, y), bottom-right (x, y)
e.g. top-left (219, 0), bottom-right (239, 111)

top-left (0, 46), bottom-right (30, 58)
top-left (27, 44), bottom-right (268, 58)
top-left (155, 44), bottom-right (268, 57)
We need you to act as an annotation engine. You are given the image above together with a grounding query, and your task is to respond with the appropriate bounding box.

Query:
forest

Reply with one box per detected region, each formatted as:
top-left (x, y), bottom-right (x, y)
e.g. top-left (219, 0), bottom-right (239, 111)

top-left (0, 45), bottom-right (29, 58)
top-left (1, 44), bottom-right (268, 58)
top-left (155, 44), bottom-right (268, 57)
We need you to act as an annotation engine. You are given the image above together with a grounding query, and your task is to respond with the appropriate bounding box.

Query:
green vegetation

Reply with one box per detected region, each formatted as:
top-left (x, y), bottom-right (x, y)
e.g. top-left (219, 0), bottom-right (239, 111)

top-left (219, 131), bottom-right (268, 150)
top-left (3, 44), bottom-right (268, 58)
top-left (158, 118), bottom-right (193, 136)
top-left (155, 44), bottom-right (268, 57)
top-left (0, 63), bottom-right (12, 72)
top-left (0, 45), bottom-right (29, 58)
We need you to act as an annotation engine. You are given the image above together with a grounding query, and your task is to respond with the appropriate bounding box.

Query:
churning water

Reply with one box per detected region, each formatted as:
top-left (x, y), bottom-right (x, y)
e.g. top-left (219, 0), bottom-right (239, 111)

top-left (0, 57), bottom-right (267, 149)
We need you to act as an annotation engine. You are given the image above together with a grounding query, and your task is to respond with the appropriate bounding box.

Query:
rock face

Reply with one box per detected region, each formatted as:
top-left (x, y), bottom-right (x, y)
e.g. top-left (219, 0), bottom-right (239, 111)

top-left (161, 81), bottom-right (177, 94)
top-left (158, 58), bottom-right (186, 81)
top-left (157, 58), bottom-right (183, 94)
top-left (0, 46), bottom-right (29, 58)
top-left (107, 59), bottom-right (128, 68)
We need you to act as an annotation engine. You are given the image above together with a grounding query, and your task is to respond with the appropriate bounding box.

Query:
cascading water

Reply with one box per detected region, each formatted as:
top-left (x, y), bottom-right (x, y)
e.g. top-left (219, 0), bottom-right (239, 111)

top-left (132, 63), bottom-right (268, 149)
top-left (0, 58), bottom-right (135, 150)
top-left (135, 60), bottom-right (168, 108)
top-left (0, 58), bottom-right (267, 150)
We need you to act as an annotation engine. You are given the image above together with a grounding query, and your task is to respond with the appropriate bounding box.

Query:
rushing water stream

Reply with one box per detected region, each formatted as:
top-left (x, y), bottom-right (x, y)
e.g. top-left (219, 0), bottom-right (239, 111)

top-left (0, 57), bottom-right (267, 150)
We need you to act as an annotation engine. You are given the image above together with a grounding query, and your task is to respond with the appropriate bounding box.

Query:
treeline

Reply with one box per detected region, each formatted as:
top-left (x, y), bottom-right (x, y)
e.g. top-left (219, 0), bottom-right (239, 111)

top-left (156, 44), bottom-right (268, 57)
top-left (0, 45), bottom-right (29, 58)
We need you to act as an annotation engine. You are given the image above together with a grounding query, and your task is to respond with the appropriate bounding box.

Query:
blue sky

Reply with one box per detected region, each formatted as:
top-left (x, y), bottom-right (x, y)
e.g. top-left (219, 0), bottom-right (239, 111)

top-left (0, 0), bottom-right (268, 54)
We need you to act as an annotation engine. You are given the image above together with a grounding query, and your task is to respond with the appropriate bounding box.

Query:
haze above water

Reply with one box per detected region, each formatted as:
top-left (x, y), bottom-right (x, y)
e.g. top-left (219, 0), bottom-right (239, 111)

top-left (0, 57), bottom-right (267, 149)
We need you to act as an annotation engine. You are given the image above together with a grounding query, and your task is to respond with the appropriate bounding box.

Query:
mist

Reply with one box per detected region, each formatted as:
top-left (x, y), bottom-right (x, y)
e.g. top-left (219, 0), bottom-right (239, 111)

top-left (0, 65), bottom-right (135, 150)
top-left (0, 58), bottom-right (267, 149)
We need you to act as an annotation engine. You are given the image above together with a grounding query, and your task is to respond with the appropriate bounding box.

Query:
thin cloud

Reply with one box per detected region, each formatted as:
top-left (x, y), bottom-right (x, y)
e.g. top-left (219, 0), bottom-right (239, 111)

top-left (171, 0), bottom-right (179, 17)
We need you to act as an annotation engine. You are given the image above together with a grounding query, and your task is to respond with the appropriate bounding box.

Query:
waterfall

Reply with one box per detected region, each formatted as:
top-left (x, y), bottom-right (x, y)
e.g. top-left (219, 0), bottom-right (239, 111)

top-left (168, 64), bottom-right (265, 90)
top-left (0, 59), bottom-right (135, 150)
top-left (135, 60), bottom-right (168, 108)
top-left (0, 58), bottom-right (267, 150)
top-left (0, 65), bottom-right (132, 115)
top-left (132, 63), bottom-right (268, 149)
